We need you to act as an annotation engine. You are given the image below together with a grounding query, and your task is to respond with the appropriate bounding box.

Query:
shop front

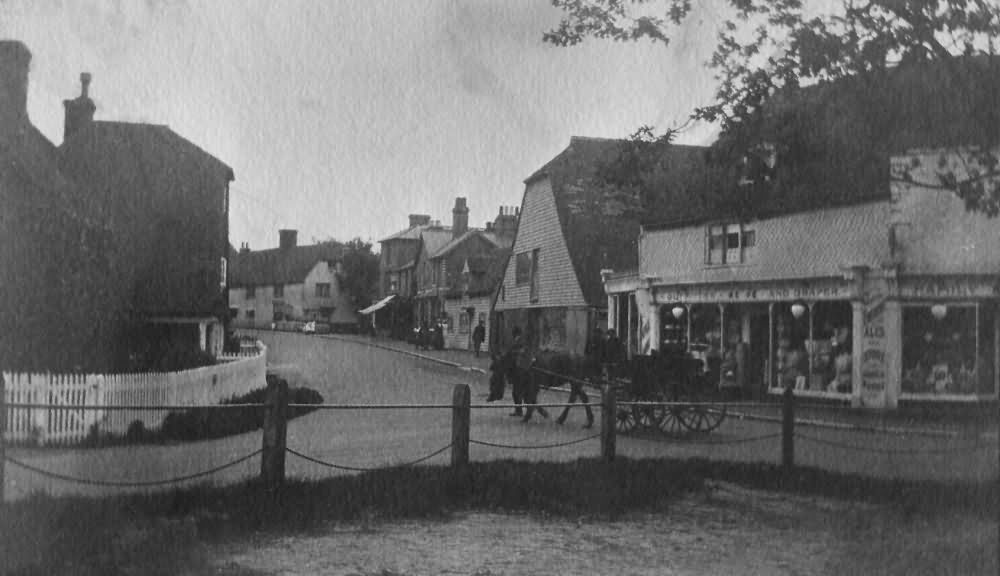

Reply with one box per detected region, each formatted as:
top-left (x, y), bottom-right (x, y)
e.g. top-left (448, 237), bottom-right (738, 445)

top-left (637, 273), bottom-right (1000, 408)
top-left (897, 276), bottom-right (999, 403)
top-left (649, 277), bottom-right (858, 402)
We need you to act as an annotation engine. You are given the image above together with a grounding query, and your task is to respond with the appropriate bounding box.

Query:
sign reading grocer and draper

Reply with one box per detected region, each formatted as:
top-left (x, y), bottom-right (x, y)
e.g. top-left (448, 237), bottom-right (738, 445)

top-left (653, 281), bottom-right (850, 305)
top-left (653, 277), bottom-right (1000, 305)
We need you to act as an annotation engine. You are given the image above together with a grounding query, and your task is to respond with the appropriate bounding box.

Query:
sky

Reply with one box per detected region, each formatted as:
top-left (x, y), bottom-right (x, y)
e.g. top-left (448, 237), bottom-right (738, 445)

top-left (1, 0), bottom-right (725, 251)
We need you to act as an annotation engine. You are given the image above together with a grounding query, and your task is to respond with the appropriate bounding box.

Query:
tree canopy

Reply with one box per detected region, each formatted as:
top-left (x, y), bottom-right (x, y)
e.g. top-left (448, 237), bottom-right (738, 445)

top-left (545, 0), bottom-right (1000, 215)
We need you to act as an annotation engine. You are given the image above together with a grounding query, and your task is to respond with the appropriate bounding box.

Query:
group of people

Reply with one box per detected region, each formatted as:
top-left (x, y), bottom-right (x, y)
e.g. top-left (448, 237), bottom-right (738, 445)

top-left (486, 325), bottom-right (625, 427)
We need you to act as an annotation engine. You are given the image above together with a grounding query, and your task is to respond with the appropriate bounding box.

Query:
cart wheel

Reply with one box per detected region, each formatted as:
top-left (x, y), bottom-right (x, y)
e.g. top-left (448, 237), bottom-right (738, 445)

top-left (615, 406), bottom-right (636, 434)
top-left (678, 405), bottom-right (728, 433)
top-left (634, 404), bottom-right (662, 429)
top-left (657, 406), bottom-right (688, 436)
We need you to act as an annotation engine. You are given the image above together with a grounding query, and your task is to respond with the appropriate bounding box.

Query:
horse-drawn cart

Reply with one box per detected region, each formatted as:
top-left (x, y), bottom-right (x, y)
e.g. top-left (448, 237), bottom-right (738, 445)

top-left (610, 349), bottom-right (727, 435)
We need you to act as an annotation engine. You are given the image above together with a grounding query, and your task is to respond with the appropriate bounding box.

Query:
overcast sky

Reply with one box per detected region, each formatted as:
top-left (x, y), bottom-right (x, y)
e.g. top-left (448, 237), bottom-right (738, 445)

top-left (1, 0), bottom-right (724, 250)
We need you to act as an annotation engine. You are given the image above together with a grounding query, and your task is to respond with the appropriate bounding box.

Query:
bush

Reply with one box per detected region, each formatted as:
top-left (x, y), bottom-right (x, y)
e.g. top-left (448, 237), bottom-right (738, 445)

top-left (156, 385), bottom-right (324, 443)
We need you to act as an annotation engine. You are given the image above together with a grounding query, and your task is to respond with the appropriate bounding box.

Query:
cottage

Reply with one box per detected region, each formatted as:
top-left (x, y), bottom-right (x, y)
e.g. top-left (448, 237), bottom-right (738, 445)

top-left (229, 230), bottom-right (357, 331)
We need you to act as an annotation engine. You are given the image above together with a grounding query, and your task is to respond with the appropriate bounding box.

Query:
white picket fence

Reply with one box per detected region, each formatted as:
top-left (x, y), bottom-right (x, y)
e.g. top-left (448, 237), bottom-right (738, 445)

top-left (3, 342), bottom-right (267, 446)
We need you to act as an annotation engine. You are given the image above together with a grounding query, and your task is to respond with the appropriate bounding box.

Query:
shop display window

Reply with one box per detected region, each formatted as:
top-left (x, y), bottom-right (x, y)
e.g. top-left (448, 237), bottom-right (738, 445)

top-left (770, 301), bottom-right (853, 394)
top-left (688, 305), bottom-right (722, 382)
top-left (902, 303), bottom-right (996, 396)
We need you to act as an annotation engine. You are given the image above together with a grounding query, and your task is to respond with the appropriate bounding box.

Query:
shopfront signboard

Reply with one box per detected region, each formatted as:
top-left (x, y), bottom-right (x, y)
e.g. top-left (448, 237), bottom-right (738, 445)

top-left (860, 308), bottom-right (888, 408)
top-left (899, 276), bottom-right (1000, 300)
top-left (653, 279), bottom-right (851, 305)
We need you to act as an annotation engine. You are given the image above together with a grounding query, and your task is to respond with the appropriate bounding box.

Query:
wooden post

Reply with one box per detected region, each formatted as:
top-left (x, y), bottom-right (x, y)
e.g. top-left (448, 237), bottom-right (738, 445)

top-left (451, 384), bottom-right (470, 468)
top-left (260, 376), bottom-right (288, 496)
top-left (782, 385), bottom-right (795, 471)
top-left (600, 383), bottom-right (616, 462)
top-left (0, 373), bottom-right (6, 503)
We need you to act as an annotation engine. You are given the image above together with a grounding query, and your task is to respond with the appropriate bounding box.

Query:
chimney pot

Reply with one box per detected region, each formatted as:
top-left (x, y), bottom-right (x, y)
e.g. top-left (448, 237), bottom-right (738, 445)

top-left (63, 70), bottom-right (96, 142)
top-left (452, 197), bottom-right (469, 239)
top-left (279, 229), bottom-right (298, 250)
top-left (408, 214), bottom-right (431, 228)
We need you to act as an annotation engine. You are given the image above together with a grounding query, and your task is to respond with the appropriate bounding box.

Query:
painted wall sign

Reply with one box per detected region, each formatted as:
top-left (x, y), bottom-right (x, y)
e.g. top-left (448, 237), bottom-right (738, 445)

top-left (653, 280), bottom-right (851, 305)
top-left (899, 277), bottom-right (1000, 300)
top-left (860, 306), bottom-right (888, 408)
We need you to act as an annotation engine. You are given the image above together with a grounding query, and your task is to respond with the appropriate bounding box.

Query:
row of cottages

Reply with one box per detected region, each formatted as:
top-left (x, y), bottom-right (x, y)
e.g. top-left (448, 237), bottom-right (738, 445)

top-left (373, 199), bottom-right (517, 349)
top-left (605, 56), bottom-right (1000, 410)
top-left (228, 230), bottom-right (358, 330)
top-left (492, 136), bottom-right (703, 357)
top-left (1, 40), bottom-right (233, 373)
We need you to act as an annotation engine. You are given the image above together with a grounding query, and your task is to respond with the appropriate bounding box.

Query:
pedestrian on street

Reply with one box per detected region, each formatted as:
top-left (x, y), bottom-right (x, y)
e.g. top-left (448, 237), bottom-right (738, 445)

top-left (515, 331), bottom-right (549, 422)
top-left (472, 320), bottom-right (486, 357)
top-left (506, 326), bottom-right (526, 416)
top-left (603, 329), bottom-right (625, 380)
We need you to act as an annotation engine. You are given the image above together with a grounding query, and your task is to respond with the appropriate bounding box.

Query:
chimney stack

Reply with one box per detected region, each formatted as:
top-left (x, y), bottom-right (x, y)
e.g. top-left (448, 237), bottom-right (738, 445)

top-left (0, 41), bottom-right (31, 128)
top-left (408, 214), bottom-right (431, 228)
top-left (63, 72), bottom-right (96, 142)
top-left (452, 197), bottom-right (468, 239)
top-left (492, 206), bottom-right (519, 247)
top-left (279, 229), bottom-right (298, 250)
top-left (239, 242), bottom-right (251, 255)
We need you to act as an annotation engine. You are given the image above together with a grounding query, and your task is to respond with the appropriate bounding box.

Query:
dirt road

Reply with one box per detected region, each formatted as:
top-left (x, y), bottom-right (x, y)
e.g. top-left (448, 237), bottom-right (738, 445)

top-left (212, 480), bottom-right (995, 576)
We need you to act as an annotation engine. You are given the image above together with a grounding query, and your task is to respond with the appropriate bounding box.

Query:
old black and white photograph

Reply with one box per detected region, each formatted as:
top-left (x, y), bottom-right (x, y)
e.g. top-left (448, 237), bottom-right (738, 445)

top-left (1, 1), bottom-right (998, 574)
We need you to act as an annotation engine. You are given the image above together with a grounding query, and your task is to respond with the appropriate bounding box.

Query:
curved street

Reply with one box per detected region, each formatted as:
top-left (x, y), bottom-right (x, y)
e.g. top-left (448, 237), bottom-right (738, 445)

top-left (4, 331), bottom-right (996, 501)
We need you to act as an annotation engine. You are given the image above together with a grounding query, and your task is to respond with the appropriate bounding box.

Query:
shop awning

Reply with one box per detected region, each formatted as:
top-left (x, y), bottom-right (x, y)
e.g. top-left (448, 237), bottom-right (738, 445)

top-left (359, 294), bottom-right (396, 315)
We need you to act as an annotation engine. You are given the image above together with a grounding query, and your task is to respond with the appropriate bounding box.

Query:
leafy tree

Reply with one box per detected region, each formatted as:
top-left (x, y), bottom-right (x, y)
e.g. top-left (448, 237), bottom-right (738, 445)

top-left (339, 237), bottom-right (380, 311)
top-left (545, 0), bottom-right (1000, 215)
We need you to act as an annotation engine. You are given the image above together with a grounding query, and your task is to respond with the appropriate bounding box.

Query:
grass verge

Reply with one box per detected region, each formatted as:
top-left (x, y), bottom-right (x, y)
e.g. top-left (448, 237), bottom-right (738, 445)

top-left (1, 457), bottom-right (995, 575)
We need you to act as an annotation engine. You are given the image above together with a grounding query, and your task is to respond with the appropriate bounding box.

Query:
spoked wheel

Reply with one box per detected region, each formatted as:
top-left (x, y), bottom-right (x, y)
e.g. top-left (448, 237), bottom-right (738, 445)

top-left (633, 402), bottom-right (663, 430)
top-left (678, 404), bottom-right (728, 433)
top-left (657, 405), bottom-right (689, 436)
top-left (615, 405), bottom-right (637, 433)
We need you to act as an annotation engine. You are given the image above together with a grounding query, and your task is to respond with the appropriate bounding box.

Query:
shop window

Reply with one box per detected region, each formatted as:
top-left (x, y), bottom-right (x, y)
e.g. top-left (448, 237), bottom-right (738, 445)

top-left (706, 224), bottom-right (755, 265)
top-left (769, 301), bottom-right (853, 394)
top-left (902, 303), bottom-right (995, 396)
top-left (688, 304), bottom-right (723, 382)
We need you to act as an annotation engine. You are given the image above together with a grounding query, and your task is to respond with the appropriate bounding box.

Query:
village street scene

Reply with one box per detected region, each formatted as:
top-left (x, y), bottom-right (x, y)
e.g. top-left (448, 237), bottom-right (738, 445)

top-left (1, 1), bottom-right (999, 575)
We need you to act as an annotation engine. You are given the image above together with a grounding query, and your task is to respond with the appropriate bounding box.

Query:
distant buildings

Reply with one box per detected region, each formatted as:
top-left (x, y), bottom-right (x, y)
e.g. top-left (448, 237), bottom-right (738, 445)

top-left (228, 230), bottom-right (357, 330)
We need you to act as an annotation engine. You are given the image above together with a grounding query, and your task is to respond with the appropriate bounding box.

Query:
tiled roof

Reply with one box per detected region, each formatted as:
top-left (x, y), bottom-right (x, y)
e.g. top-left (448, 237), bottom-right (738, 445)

top-left (533, 136), bottom-right (707, 307)
top-left (380, 224), bottom-right (429, 243)
top-left (229, 243), bottom-right (344, 287)
top-left (467, 248), bottom-right (510, 297)
top-left (419, 227), bottom-right (454, 257)
top-left (62, 121), bottom-right (233, 183)
top-left (428, 228), bottom-right (498, 260)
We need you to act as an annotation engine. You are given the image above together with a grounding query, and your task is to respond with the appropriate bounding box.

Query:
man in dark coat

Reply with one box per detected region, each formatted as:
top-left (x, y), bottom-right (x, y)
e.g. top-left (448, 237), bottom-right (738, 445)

top-left (472, 320), bottom-right (486, 357)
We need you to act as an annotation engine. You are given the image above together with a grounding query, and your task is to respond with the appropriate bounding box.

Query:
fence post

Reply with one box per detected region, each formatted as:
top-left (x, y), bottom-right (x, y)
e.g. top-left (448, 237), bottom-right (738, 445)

top-left (782, 385), bottom-right (795, 470)
top-left (1, 373), bottom-right (6, 503)
top-left (451, 384), bottom-right (470, 469)
top-left (600, 383), bottom-right (616, 463)
top-left (260, 376), bottom-right (288, 497)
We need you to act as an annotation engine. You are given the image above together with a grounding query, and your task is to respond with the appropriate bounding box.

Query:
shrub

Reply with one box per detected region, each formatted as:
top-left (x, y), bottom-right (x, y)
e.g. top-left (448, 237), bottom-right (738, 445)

top-left (155, 385), bottom-right (324, 443)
